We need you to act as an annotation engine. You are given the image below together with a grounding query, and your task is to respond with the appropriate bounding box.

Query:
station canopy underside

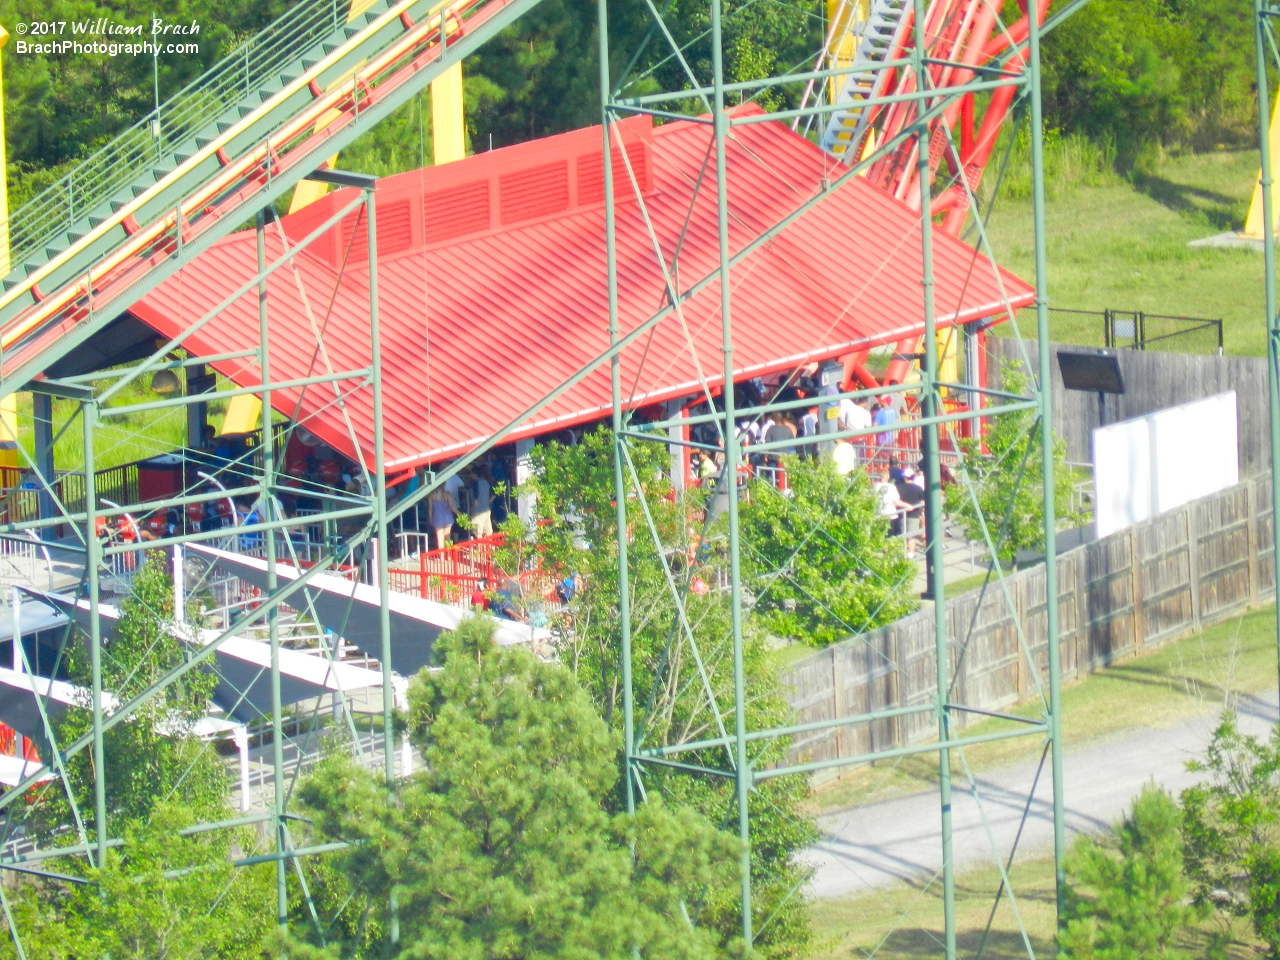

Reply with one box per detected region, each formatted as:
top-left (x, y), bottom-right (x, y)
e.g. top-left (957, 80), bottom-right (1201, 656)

top-left (128, 104), bottom-right (1033, 471)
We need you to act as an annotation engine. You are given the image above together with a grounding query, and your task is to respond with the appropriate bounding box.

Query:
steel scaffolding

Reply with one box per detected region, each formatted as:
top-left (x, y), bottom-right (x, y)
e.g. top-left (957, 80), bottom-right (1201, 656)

top-left (1255, 2), bottom-right (1280, 713)
top-left (595, 0), bottom-right (1086, 954)
top-left (0, 0), bottom-right (1091, 954)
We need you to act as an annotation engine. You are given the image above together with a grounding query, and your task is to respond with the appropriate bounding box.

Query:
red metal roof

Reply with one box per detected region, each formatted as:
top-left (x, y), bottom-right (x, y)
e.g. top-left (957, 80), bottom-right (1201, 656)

top-left (130, 105), bottom-right (1033, 471)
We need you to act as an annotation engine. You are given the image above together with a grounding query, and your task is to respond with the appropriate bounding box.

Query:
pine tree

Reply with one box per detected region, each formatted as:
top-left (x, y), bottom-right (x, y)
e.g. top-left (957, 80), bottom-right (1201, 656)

top-left (293, 615), bottom-right (739, 959)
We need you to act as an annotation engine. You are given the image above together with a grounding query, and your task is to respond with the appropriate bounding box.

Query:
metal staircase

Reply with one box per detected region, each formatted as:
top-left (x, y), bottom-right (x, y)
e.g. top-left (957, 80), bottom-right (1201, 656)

top-left (0, 0), bottom-right (544, 397)
top-left (819, 0), bottom-right (911, 162)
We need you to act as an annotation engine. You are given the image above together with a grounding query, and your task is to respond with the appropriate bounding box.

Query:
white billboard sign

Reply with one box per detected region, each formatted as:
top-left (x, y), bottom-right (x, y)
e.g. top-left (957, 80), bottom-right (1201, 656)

top-left (1092, 392), bottom-right (1238, 537)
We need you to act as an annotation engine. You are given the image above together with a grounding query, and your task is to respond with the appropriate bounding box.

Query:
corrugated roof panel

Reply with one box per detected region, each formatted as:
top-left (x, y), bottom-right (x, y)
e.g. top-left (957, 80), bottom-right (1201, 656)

top-left (130, 107), bottom-right (1033, 470)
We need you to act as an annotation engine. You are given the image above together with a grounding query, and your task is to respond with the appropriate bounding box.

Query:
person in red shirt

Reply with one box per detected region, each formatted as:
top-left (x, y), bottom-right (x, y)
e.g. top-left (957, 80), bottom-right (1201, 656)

top-left (469, 577), bottom-right (490, 611)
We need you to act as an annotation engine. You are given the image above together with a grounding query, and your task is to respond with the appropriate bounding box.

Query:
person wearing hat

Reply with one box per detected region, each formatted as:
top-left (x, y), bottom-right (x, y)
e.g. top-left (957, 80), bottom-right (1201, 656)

top-left (895, 467), bottom-right (925, 558)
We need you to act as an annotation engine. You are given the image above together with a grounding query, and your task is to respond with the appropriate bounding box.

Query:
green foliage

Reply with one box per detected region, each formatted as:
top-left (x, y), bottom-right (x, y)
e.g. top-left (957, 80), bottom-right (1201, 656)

top-left (0, 802), bottom-right (273, 960)
top-left (1060, 783), bottom-right (1197, 960)
top-left (0, 552), bottom-right (274, 959)
top-left (992, 125), bottom-right (1117, 203)
top-left (945, 360), bottom-right (1078, 565)
top-left (1181, 713), bottom-right (1280, 956)
top-left (525, 429), bottom-right (816, 956)
top-left (32, 550), bottom-right (226, 835)
top-left (1038, 0), bottom-right (1255, 165)
top-left (293, 615), bottom-right (738, 959)
top-left (737, 455), bottom-right (915, 647)
top-left (0, 0), bottom-right (293, 194)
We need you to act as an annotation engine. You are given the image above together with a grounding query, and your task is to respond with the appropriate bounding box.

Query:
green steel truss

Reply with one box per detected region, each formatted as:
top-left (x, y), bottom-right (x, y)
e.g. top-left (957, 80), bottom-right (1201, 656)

top-left (1255, 1), bottom-right (1280, 710)
top-left (591, 0), bottom-right (1084, 955)
top-left (0, 0), bottom-right (1095, 954)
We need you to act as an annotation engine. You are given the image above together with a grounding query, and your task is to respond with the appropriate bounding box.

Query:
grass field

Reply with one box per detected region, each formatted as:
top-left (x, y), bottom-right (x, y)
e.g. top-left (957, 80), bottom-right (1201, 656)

top-left (983, 148), bottom-right (1267, 356)
top-left (9, 376), bottom-right (235, 474)
top-left (803, 601), bottom-right (1280, 958)
top-left (806, 851), bottom-right (1261, 960)
top-left (808, 601), bottom-right (1279, 814)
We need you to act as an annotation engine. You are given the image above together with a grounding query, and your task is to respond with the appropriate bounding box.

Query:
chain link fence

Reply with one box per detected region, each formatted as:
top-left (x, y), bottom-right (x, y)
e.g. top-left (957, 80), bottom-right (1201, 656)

top-left (1000, 307), bottom-right (1224, 355)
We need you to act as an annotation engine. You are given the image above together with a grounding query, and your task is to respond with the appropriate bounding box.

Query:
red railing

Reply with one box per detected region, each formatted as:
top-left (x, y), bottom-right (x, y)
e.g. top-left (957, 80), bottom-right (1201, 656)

top-left (390, 526), bottom-right (552, 606)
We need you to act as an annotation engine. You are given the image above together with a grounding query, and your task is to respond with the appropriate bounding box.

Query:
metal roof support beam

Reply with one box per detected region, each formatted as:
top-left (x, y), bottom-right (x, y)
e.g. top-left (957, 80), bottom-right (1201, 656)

top-left (98, 368), bottom-right (372, 418)
top-left (56, 349), bottom-right (260, 384)
top-left (626, 398), bottom-right (1039, 455)
top-left (383, 79), bottom-right (987, 526)
top-left (638, 380), bottom-right (1035, 432)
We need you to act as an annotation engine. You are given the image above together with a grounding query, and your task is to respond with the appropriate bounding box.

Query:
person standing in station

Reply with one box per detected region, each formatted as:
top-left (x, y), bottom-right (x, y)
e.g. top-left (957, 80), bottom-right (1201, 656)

top-left (468, 466), bottom-right (495, 539)
top-left (873, 395), bottom-right (900, 460)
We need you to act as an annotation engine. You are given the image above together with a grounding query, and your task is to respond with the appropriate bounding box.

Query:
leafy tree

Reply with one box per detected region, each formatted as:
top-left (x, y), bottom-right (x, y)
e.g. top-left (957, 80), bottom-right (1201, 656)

top-left (0, 802), bottom-right (273, 960)
top-left (1060, 783), bottom-right (1197, 960)
top-left (525, 429), bottom-right (815, 957)
top-left (0, 550), bottom-right (274, 958)
top-left (738, 455), bottom-right (916, 647)
top-left (1181, 713), bottom-right (1280, 956)
top-left (291, 615), bottom-right (739, 959)
top-left (0, 0), bottom-right (296, 197)
top-left (29, 549), bottom-right (226, 835)
top-left (945, 359), bottom-right (1078, 565)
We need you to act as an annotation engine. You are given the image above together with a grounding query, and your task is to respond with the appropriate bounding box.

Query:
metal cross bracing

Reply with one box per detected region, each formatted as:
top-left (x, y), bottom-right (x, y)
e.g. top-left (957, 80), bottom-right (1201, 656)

top-left (0, 177), bottom-right (406, 950)
top-left (1253, 0), bottom-right (1280, 718)
top-left (0, 0), bottom-right (546, 401)
top-left (0, 0), bottom-right (1092, 953)
top-left (594, 0), bottom-right (1088, 955)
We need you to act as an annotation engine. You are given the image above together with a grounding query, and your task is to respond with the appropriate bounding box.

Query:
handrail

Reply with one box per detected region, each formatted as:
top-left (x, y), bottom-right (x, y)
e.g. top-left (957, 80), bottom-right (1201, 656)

top-left (3, 0), bottom-right (352, 274)
top-left (0, 0), bottom-right (536, 396)
top-left (0, 0), bottom-right (462, 328)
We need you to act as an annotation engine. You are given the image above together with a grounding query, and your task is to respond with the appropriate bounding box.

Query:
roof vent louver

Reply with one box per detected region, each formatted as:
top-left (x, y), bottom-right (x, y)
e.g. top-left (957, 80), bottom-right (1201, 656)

top-left (499, 161), bottom-right (570, 225)
top-left (423, 181), bottom-right (491, 243)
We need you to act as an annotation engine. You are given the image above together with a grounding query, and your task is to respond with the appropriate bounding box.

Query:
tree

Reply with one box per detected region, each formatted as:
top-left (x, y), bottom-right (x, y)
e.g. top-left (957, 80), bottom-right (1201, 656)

top-left (738, 455), bottom-right (916, 647)
top-left (945, 359), bottom-right (1078, 565)
top-left (1060, 783), bottom-right (1197, 960)
top-left (1181, 713), bottom-right (1280, 955)
top-left (0, 550), bottom-right (274, 959)
top-left (292, 615), bottom-right (739, 959)
top-left (0, 802), bottom-right (273, 960)
top-left (525, 429), bottom-right (815, 957)
top-left (30, 549), bottom-right (226, 835)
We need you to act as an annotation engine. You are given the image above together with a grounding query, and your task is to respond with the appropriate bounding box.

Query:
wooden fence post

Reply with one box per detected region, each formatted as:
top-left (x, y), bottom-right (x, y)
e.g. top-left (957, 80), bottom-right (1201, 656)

top-left (831, 645), bottom-right (846, 763)
top-left (1129, 527), bottom-right (1145, 654)
top-left (1247, 478), bottom-right (1261, 605)
top-left (1187, 503), bottom-right (1202, 630)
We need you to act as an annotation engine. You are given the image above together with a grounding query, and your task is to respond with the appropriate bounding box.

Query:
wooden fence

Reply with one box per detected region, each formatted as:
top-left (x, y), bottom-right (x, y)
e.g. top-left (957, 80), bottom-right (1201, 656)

top-left (986, 337), bottom-right (1271, 477)
top-left (781, 474), bottom-right (1277, 783)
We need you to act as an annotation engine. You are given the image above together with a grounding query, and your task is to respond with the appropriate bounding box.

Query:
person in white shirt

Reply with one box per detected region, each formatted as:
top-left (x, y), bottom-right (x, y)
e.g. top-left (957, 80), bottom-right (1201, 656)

top-left (838, 396), bottom-right (872, 433)
top-left (875, 466), bottom-right (910, 538)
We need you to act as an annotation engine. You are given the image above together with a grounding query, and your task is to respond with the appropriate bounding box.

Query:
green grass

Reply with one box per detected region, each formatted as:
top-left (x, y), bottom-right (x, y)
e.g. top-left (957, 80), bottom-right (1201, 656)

top-left (808, 602), bottom-right (1279, 814)
top-left (983, 148), bottom-right (1266, 356)
top-left (11, 375), bottom-right (235, 473)
top-left (806, 852), bottom-right (1260, 960)
top-left (768, 641), bottom-right (824, 672)
top-left (940, 571), bottom-right (991, 597)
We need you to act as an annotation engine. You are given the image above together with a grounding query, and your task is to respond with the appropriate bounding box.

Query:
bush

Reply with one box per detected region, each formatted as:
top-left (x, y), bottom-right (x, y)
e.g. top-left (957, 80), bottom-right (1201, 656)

top-left (1060, 783), bottom-right (1196, 959)
top-left (1181, 713), bottom-right (1280, 956)
top-left (738, 455), bottom-right (916, 647)
top-left (945, 359), bottom-right (1079, 565)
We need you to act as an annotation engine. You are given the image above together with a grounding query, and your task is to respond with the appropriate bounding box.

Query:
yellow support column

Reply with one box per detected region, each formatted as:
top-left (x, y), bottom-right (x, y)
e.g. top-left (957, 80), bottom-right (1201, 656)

top-left (431, 63), bottom-right (465, 165)
top-left (1246, 91), bottom-right (1280, 238)
top-left (290, 0), bottom-right (465, 213)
